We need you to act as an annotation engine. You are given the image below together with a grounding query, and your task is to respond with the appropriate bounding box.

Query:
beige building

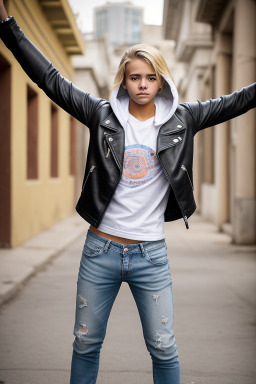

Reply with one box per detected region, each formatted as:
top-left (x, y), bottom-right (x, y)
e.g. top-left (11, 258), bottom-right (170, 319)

top-left (0, 0), bottom-right (84, 247)
top-left (163, 0), bottom-right (256, 244)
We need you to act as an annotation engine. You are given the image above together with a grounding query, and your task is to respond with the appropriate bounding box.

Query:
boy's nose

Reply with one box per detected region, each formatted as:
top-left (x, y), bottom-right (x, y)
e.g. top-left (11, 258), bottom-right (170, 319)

top-left (139, 80), bottom-right (147, 89)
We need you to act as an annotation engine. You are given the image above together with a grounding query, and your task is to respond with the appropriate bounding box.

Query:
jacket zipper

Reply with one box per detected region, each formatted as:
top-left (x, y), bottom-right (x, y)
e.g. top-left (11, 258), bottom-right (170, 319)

top-left (98, 137), bottom-right (124, 223)
top-left (157, 155), bottom-right (189, 229)
top-left (104, 139), bottom-right (111, 158)
top-left (82, 165), bottom-right (96, 190)
top-left (181, 165), bottom-right (194, 191)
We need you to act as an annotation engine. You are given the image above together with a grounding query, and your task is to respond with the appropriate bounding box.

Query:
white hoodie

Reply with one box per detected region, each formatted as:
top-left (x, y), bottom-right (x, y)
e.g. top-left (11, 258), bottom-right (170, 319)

top-left (98, 78), bottom-right (179, 241)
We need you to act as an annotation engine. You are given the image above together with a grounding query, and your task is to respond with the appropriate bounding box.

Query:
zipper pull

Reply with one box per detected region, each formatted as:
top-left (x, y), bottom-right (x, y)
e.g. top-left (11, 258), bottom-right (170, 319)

top-left (82, 165), bottom-right (96, 190)
top-left (184, 215), bottom-right (189, 229)
top-left (181, 164), bottom-right (194, 191)
top-left (104, 139), bottom-right (111, 158)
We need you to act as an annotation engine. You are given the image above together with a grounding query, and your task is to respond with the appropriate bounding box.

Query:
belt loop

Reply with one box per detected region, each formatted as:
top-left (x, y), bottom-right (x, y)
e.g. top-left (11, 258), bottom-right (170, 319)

top-left (139, 243), bottom-right (146, 258)
top-left (104, 239), bottom-right (111, 253)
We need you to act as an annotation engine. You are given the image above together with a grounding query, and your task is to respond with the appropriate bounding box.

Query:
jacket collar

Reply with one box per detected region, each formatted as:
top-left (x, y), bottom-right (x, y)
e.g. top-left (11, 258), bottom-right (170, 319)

top-left (100, 112), bottom-right (123, 132)
top-left (158, 113), bottom-right (185, 135)
top-left (100, 110), bottom-right (186, 156)
top-left (100, 109), bottom-right (185, 134)
top-left (100, 112), bottom-right (124, 170)
top-left (157, 113), bottom-right (186, 153)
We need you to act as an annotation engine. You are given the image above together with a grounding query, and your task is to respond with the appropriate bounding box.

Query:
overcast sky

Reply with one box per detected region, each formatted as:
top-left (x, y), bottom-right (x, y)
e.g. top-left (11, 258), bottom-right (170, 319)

top-left (68, 0), bottom-right (164, 34)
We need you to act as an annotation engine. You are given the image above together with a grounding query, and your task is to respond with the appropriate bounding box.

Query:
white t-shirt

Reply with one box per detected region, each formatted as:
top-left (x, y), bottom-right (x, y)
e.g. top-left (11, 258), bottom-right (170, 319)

top-left (98, 113), bottom-right (170, 241)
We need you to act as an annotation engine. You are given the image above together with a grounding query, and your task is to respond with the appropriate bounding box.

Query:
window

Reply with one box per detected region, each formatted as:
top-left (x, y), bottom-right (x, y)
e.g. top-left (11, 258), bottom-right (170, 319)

top-left (50, 104), bottom-right (58, 177)
top-left (27, 86), bottom-right (38, 179)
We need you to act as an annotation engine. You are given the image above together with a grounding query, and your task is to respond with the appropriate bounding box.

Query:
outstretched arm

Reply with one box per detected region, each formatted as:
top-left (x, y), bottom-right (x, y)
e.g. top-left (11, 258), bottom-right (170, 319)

top-left (184, 83), bottom-right (256, 136)
top-left (0, 2), bottom-right (105, 127)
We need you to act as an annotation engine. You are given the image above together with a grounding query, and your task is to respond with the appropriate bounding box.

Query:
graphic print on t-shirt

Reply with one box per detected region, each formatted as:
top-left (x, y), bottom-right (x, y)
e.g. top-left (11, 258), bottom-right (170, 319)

top-left (120, 144), bottom-right (161, 188)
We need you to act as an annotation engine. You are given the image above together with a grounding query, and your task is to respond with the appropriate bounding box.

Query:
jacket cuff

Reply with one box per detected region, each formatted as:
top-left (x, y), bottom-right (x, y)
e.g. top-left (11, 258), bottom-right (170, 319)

top-left (0, 16), bottom-right (16, 37)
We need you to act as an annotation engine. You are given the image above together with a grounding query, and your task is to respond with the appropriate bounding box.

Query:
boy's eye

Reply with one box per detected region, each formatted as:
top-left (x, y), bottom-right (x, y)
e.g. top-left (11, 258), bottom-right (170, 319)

top-left (129, 76), bottom-right (156, 81)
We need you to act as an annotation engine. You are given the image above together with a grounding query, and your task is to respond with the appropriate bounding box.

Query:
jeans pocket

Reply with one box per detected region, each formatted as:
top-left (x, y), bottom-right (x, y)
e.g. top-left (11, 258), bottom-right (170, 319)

top-left (145, 243), bottom-right (168, 266)
top-left (82, 239), bottom-right (103, 257)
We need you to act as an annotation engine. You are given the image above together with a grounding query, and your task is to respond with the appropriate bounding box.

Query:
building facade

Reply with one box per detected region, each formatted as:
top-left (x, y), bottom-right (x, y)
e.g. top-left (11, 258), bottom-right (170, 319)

top-left (94, 2), bottom-right (143, 46)
top-left (0, 0), bottom-right (84, 247)
top-left (163, 0), bottom-right (256, 244)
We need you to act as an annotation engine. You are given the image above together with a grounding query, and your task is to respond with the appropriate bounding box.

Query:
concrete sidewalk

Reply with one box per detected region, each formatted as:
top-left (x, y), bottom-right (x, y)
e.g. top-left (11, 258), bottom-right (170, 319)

top-left (0, 214), bottom-right (87, 307)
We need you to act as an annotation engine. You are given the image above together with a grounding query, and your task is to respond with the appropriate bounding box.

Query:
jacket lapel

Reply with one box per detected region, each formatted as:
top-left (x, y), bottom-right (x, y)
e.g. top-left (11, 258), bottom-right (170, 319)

top-left (100, 112), bottom-right (123, 132)
top-left (157, 114), bottom-right (186, 153)
top-left (100, 112), bottom-right (125, 170)
top-left (100, 111), bottom-right (186, 164)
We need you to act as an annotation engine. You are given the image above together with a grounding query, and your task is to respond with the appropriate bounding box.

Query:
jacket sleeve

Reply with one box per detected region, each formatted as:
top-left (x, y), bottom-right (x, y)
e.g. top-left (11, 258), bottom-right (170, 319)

top-left (183, 83), bottom-right (256, 135)
top-left (0, 17), bottom-right (104, 127)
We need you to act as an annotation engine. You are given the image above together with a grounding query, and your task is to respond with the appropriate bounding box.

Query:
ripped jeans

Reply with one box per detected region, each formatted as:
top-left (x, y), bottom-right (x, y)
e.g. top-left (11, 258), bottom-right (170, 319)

top-left (70, 230), bottom-right (181, 384)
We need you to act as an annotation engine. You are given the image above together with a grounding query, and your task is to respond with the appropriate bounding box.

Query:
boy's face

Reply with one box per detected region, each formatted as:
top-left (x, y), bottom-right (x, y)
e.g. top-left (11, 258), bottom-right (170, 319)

top-left (122, 59), bottom-right (160, 106)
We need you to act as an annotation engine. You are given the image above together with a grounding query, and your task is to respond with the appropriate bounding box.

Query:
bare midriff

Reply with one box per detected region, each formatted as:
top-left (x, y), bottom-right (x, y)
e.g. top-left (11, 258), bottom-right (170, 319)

top-left (89, 225), bottom-right (144, 244)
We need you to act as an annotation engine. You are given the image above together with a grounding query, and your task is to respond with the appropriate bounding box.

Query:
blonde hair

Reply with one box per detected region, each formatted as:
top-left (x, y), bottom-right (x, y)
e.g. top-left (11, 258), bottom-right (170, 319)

top-left (111, 44), bottom-right (174, 96)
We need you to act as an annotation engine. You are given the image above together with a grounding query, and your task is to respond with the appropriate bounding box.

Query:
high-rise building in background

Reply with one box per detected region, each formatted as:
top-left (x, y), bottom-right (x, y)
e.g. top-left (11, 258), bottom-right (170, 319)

top-left (94, 2), bottom-right (143, 45)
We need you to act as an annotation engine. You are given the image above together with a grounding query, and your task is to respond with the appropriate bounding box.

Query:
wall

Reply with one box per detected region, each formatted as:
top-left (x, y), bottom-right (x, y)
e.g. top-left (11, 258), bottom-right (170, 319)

top-left (0, 0), bottom-right (78, 247)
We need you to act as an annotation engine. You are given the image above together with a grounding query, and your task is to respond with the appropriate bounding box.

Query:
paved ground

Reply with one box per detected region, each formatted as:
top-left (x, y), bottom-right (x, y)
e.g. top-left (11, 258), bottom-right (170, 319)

top-left (0, 214), bottom-right (256, 384)
top-left (0, 215), bottom-right (86, 307)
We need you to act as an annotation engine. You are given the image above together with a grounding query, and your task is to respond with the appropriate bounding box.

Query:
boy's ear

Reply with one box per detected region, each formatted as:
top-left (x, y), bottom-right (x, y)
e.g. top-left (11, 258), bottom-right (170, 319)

top-left (122, 82), bottom-right (127, 89)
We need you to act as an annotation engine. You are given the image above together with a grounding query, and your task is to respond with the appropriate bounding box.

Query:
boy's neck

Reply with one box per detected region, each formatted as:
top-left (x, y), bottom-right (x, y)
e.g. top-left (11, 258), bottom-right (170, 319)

top-left (128, 99), bottom-right (155, 122)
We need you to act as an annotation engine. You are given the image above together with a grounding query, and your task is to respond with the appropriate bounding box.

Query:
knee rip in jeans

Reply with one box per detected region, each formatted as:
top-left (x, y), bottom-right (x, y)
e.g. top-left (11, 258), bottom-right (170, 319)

top-left (78, 295), bottom-right (88, 308)
top-left (155, 333), bottom-right (162, 349)
top-left (153, 294), bottom-right (160, 305)
top-left (161, 316), bottom-right (168, 325)
top-left (77, 324), bottom-right (88, 337)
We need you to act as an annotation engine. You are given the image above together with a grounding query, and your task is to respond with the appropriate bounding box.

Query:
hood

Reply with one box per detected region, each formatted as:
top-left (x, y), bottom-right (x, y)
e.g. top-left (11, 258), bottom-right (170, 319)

top-left (110, 77), bottom-right (179, 128)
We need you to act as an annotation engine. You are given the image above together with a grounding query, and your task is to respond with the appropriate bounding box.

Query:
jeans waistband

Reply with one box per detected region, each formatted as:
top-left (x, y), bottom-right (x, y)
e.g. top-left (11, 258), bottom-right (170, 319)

top-left (86, 229), bottom-right (166, 255)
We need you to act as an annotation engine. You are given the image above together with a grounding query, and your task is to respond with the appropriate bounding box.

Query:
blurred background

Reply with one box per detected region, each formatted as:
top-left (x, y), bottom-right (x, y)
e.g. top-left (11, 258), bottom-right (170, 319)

top-left (0, 0), bottom-right (255, 249)
top-left (0, 3), bottom-right (256, 383)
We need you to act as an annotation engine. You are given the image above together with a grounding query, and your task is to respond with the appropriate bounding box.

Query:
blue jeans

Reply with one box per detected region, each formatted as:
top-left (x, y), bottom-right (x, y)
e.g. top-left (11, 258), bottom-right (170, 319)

top-left (70, 230), bottom-right (180, 384)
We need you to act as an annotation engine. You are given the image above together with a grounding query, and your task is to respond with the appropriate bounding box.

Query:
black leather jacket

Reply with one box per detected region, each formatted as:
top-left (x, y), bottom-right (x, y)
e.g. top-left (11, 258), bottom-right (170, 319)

top-left (1, 18), bottom-right (256, 229)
